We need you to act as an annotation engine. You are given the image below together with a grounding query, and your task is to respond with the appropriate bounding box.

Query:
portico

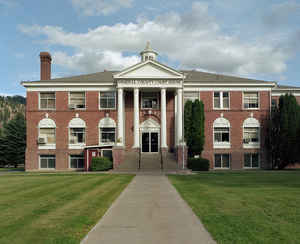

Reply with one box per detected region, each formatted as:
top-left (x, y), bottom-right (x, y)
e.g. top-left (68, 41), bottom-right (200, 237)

top-left (113, 44), bottom-right (185, 153)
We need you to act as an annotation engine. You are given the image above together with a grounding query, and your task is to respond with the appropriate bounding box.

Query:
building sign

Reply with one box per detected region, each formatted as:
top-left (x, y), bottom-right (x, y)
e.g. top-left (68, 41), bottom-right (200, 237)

top-left (117, 79), bottom-right (182, 88)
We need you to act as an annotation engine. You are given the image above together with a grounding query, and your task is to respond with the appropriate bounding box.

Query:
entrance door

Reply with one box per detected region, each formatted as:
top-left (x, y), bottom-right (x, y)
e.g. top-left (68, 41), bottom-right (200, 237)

top-left (142, 132), bottom-right (159, 153)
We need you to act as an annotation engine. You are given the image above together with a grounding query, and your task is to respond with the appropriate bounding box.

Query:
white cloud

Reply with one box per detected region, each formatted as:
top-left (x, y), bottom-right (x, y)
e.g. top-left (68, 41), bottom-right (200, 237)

top-left (70, 0), bottom-right (133, 16)
top-left (19, 1), bottom-right (294, 76)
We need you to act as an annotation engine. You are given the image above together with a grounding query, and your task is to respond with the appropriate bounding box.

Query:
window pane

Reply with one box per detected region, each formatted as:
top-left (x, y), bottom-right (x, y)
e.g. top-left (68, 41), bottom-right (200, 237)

top-left (40, 99), bottom-right (47, 109)
top-left (100, 92), bottom-right (116, 109)
top-left (222, 154), bottom-right (230, 168)
top-left (78, 159), bottom-right (85, 168)
top-left (223, 97), bottom-right (229, 108)
top-left (70, 159), bottom-right (77, 168)
top-left (244, 153), bottom-right (251, 167)
top-left (48, 99), bottom-right (55, 109)
top-left (252, 154), bottom-right (259, 167)
top-left (40, 158), bottom-right (48, 168)
top-left (214, 154), bottom-right (221, 168)
top-left (102, 150), bottom-right (113, 161)
top-left (48, 159), bottom-right (55, 168)
top-left (214, 98), bottom-right (220, 108)
top-left (222, 132), bottom-right (229, 142)
top-left (214, 132), bottom-right (222, 142)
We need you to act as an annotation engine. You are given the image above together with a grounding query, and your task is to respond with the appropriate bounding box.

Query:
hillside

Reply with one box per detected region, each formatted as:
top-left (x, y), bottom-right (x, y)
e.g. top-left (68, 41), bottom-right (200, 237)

top-left (0, 96), bottom-right (26, 128)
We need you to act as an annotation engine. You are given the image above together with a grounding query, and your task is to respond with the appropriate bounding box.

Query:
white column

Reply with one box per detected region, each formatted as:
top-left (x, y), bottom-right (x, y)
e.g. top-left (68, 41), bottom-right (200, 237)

top-left (133, 88), bottom-right (140, 148)
top-left (161, 88), bottom-right (167, 148)
top-left (177, 88), bottom-right (183, 145)
top-left (117, 88), bottom-right (124, 145)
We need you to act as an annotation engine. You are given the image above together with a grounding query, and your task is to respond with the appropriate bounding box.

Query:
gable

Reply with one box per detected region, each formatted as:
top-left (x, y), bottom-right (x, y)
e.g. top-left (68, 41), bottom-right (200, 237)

top-left (114, 61), bottom-right (183, 79)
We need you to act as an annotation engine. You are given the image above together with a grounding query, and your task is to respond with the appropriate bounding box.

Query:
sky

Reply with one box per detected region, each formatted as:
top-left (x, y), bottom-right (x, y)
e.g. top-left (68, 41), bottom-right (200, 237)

top-left (1, 0), bottom-right (300, 96)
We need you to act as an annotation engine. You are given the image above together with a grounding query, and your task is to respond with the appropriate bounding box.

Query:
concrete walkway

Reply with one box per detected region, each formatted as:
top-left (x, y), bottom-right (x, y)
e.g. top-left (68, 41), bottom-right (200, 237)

top-left (81, 174), bottom-right (216, 244)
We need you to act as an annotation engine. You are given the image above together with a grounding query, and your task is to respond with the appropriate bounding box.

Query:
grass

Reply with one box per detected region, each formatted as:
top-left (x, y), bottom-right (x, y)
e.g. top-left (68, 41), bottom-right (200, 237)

top-left (0, 167), bottom-right (24, 171)
top-left (0, 174), bottom-right (134, 244)
top-left (169, 171), bottom-right (300, 244)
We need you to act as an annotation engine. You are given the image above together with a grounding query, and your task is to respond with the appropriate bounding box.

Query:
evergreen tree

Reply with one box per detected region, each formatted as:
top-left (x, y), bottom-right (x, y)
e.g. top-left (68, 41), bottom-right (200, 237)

top-left (190, 100), bottom-right (205, 156)
top-left (0, 112), bottom-right (26, 167)
top-left (184, 100), bottom-right (193, 156)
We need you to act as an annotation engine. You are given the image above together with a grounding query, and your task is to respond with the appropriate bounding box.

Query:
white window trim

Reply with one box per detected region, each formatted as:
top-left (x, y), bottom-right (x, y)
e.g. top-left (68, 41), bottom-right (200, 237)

top-left (69, 155), bottom-right (85, 169)
top-left (68, 128), bottom-right (86, 149)
top-left (141, 92), bottom-right (160, 110)
top-left (99, 91), bottom-right (116, 110)
top-left (243, 153), bottom-right (260, 169)
top-left (242, 92), bottom-right (260, 110)
top-left (68, 91), bottom-right (86, 110)
top-left (39, 155), bottom-right (56, 170)
top-left (214, 154), bottom-right (231, 169)
top-left (99, 127), bottom-right (116, 146)
top-left (213, 91), bottom-right (230, 110)
top-left (243, 127), bottom-right (260, 149)
top-left (39, 92), bottom-right (56, 110)
top-left (213, 127), bottom-right (231, 149)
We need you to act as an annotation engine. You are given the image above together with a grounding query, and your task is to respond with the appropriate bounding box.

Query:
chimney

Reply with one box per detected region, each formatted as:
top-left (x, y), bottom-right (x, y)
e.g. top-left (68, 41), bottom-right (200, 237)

top-left (40, 52), bottom-right (52, 80)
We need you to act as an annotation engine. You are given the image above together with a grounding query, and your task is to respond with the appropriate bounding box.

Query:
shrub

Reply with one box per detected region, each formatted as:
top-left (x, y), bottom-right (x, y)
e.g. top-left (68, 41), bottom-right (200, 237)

top-left (187, 157), bottom-right (210, 171)
top-left (90, 157), bottom-right (113, 171)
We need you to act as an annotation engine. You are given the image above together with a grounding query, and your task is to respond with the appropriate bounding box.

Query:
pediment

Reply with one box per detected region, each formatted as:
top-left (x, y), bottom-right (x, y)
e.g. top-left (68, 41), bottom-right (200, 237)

top-left (114, 60), bottom-right (184, 79)
top-left (140, 118), bottom-right (160, 128)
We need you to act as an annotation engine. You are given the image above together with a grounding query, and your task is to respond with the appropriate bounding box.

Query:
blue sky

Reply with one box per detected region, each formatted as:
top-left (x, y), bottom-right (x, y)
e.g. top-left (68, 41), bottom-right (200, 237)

top-left (1, 0), bottom-right (300, 96)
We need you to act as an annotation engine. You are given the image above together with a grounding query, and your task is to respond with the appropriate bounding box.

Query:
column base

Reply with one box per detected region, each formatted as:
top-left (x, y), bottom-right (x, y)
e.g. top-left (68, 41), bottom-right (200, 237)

top-left (176, 144), bottom-right (188, 169)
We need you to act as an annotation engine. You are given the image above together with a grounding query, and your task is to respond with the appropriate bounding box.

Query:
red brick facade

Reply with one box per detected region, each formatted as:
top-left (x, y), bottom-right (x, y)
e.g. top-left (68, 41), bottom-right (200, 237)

top-left (23, 49), bottom-right (300, 171)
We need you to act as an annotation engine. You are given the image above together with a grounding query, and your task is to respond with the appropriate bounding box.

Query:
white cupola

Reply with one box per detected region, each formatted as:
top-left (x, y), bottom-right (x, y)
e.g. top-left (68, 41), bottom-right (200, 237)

top-left (140, 41), bottom-right (158, 62)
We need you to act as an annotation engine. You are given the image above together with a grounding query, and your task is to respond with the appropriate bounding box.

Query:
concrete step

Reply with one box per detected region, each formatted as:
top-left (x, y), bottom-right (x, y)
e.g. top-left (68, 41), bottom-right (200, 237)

top-left (140, 153), bottom-right (161, 171)
top-left (162, 152), bottom-right (178, 171)
top-left (115, 151), bottom-right (139, 171)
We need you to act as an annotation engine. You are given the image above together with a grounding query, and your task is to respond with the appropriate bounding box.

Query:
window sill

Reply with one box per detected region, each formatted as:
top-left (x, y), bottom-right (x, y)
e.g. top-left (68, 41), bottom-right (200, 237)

top-left (99, 107), bottom-right (116, 110)
top-left (243, 143), bottom-right (260, 149)
top-left (213, 167), bottom-right (230, 170)
top-left (39, 108), bottom-right (56, 111)
top-left (38, 145), bottom-right (56, 150)
top-left (243, 108), bottom-right (260, 110)
top-left (243, 167), bottom-right (260, 169)
top-left (213, 143), bottom-right (231, 149)
top-left (99, 142), bottom-right (115, 147)
top-left (213, 108), bottom-right (230, 110)
top-left (69, 144), bottom-right (85, 149)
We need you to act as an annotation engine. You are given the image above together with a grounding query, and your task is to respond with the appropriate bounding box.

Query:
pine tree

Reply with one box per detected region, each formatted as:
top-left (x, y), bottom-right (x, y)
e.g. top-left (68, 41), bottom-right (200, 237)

top-left (1, 112), bottom-right (26, 167)
top-left (190, 100), bottom-right (205, 156)
top-left (184, 100), bottom-right (193, 156)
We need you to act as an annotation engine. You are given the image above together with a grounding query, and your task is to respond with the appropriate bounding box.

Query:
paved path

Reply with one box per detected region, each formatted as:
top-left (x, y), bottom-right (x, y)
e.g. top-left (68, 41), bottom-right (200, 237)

top-left (81, 174), bottom-right (216, 244)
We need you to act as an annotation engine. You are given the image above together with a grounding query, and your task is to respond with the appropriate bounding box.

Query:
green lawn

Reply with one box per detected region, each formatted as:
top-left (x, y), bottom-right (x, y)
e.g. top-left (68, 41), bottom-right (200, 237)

top-left (0, 174), bottom-right (134, 244)
top-left (169, 171), bottom-right (300, 244)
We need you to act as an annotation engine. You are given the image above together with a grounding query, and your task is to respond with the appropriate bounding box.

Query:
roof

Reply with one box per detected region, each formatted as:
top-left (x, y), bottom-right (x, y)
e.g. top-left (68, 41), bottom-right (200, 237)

top-left (275, 85), bottom-right (300, 90)
top-left (22, 69), bottom-right (275, 85)
top-left (181, 70), bottom-right (274, 84)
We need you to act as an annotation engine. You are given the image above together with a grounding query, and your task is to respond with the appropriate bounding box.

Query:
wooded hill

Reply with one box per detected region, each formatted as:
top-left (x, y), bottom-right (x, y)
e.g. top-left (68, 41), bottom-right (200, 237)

top-left (0, 96), bottom-right (26, 128)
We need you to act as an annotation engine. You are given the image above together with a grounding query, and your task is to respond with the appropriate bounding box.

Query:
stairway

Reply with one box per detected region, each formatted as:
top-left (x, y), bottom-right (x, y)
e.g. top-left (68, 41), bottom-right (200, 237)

top-left (140, 153), bottom-right (161, 171)
top-left (162, 152), bottom-right (178, 171)
top-left (114, 151), bottom-right (139, 171)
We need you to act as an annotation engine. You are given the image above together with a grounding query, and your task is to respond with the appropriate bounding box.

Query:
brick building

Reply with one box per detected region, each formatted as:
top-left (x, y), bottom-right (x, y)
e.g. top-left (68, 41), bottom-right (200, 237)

top-left (22, 43), bottom-right (300, 171)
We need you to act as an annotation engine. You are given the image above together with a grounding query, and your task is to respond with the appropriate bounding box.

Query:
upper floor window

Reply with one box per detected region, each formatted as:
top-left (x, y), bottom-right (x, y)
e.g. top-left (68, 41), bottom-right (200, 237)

top-left (99, 91), bottom-right (116, 109)
top-left (213, 117), bottom-right (230, 148)
top-left (141, 92), bottom-right (159, 109)
top-left (99, 117), bottom-right (116, 145)
top-left (244, 92), bottom-right (259, 109)
top-left (184, 92), bottom-right (199, 104)
top-left (214, 92), bottom-right (229, 109)
top-left (69, 92), bottom-right (85, 109)
top-left (243, 117), bottom-right (260, 148)
top-left (38, 117), bottom-right (56, 149)
top-left (40, 92), bottom-right (55, 109)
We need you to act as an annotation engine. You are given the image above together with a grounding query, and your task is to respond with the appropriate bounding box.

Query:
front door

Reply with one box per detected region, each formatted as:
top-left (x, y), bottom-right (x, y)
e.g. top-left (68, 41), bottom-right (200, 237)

top-left (142, 132), bottom-right (159, 153)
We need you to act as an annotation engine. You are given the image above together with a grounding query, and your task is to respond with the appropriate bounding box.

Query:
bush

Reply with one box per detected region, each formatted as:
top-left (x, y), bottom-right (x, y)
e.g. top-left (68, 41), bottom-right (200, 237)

top-left (90, 157), bottom-right (113, 171)
top-left (187, 157), bottom-right (210, 171)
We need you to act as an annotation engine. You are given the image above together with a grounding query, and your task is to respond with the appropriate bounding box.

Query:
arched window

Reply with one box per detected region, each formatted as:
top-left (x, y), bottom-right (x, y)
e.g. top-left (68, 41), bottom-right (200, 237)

top-left (38, 118), bottom-right (56, 148)
top-left (68, 117), bottom-right (86, 148)
top-left (98, 117), bottom-right (116, 145)
top-left (213, 117), bottom-right (230, 148)
top-left (243, 117), bottom-right (260, 148)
